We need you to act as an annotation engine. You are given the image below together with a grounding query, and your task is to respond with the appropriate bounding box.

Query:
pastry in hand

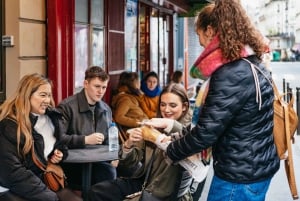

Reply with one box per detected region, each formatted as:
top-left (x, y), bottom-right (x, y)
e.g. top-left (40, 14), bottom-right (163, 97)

top-left (141, 125), bottom-right (161, 143)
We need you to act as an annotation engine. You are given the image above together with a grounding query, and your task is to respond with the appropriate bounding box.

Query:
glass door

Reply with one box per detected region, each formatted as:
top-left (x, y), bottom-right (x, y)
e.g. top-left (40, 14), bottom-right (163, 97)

top-left (150, 9), bottom-right (169, 87)
top-left (138, 4), bottom-right (150, 72)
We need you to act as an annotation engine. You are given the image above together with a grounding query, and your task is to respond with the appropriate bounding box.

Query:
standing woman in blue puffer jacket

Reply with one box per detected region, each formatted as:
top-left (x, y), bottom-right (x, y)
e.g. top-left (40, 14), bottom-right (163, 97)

top-left (143, 0), bottom-right (280, 201)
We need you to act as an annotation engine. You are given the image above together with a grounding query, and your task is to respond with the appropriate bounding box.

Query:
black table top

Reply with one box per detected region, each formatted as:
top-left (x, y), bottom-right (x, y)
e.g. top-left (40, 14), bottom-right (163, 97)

top-left (64, 145), bottom-right (119, 163)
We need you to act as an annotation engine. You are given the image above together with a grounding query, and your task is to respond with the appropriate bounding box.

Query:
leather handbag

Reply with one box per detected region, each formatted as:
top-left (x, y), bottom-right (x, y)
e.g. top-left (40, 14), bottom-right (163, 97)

top-left (43, 162), bottom-right (65, 192)
top-left (243, 58), bottom-right (299, 200)
top-left (31, 146), bottom-right (65, 192)
top-left (139, 190), bottom-right (161, 201)
top-left (272, 83), bottom-right (298, 159)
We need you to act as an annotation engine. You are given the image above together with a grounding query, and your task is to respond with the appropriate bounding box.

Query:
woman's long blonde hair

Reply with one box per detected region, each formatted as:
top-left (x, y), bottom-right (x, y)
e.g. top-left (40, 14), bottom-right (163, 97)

top-left (0, 73), bottom-right (55, 156)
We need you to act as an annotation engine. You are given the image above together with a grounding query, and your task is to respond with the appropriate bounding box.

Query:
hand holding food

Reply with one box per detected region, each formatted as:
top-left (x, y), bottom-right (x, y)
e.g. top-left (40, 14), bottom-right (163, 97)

top-left (141, 125), bottom-right (171, 150)
top-left (141, 125), bottom-right (162, 143)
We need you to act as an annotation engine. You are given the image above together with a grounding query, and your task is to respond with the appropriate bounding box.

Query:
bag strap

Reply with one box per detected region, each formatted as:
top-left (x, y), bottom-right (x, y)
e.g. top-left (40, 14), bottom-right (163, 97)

top-left (242, 58), bottom-right (295, 107)
top-left (242, 58), bottom-right (272, 85)
top-left (243, 58), bottom-right (299, 199)
top-left (115, 122), bottom-right (128, 144)
top-left (284, 104), bottom-right (299, 199)
top-left (31, 144), bottom-right (46, 171)
top-left (243, 58), bottom-right (296, 142)
top-left (141, 147), bottom-right (156, 191)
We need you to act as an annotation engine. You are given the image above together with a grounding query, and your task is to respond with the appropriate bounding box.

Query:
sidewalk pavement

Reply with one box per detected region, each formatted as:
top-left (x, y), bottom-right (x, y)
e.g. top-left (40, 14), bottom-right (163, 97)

top-left (198, 134), bottom-right (300, 201)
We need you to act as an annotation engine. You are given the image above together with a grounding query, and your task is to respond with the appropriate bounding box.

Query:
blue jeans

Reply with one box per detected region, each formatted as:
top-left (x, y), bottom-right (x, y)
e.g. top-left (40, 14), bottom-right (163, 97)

top-left (207, 175), bottom-right (272, 201)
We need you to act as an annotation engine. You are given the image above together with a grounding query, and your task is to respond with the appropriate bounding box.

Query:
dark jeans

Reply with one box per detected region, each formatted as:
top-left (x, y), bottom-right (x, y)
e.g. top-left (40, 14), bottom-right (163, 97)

top-left (0, 188), bottom-right (82, 201)
top-left (0, 191), bottom-right (27, 201)
top-left (88, 177), bottom-right (143, 201)
top-left (62, 161), bottom-right (116, 190)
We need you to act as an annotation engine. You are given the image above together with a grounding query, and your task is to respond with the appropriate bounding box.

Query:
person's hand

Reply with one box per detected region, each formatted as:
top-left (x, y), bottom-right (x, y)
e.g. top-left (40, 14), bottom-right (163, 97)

top-left (155, 134), bottom-right (171, 151)
top-left (50, 149), bottom-right (63, 163)
top-left (111, 160), bottom-right (119, 167)
top-left (140, 118), bottom-right (174, 130)
top-left (124, 128), bottom-right (143, 148)
top-left (140, 125), bottom-right (161, 143)
top-left (85, 132), bottom-right (105, 145)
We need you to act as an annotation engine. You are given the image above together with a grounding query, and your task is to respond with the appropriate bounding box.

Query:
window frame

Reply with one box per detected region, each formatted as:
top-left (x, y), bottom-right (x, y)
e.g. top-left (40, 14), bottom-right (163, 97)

top-left (74, 0), bottom-right (105, 92)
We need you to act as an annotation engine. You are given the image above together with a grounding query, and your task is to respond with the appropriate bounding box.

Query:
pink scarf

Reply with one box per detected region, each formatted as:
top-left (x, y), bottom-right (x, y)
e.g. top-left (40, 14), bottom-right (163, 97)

top-left (190, 35), bottom-right (253, 80)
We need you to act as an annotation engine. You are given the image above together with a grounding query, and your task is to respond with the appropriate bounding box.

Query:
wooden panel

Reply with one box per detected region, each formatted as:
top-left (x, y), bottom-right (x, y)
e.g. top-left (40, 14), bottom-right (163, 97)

top-left (105, 0), bottom-right (125, 102)
top-left (20, 23), bottom-right (46, 57)
top-left (107, 32), bottom-right (124, 72)
top-left (107, 0), bottom-right (125, 31)
top-left (20, 0), bottom-right (46, 20)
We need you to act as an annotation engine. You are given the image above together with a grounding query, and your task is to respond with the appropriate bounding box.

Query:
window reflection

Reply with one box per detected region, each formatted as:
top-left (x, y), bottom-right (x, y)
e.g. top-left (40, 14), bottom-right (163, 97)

top-left (92, 28), bottom-right (104, 67)
top-left (75, 25), bottom-right (88, 92)
top-left (74, 0), bottom-right (105, 93)
top-left (125, 0), bottom-right (137, 71)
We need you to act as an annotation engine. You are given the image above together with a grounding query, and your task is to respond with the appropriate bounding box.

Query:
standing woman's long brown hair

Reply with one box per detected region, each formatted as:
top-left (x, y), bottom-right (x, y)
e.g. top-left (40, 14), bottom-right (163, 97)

top-left (196, 0), bottom-right (266, 61)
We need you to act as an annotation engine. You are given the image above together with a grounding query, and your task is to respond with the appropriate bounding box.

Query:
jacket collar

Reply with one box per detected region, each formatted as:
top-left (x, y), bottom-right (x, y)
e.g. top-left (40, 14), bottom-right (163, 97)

top-left (29, 113), bottom-right (39, 127)
top-left (77, 89), bottom-right (108, 113)
top-left (29, 107), bottom-right (61, 127)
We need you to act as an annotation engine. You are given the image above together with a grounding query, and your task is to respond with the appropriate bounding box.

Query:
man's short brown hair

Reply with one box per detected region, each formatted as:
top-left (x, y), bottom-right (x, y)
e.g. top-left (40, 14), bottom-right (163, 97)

top-left (85, 66), bottom-right (109, 81)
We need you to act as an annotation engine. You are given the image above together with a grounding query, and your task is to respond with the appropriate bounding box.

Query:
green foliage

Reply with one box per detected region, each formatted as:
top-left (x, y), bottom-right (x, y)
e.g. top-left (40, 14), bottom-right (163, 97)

top-left (179, 4), bottom-right (207, 17)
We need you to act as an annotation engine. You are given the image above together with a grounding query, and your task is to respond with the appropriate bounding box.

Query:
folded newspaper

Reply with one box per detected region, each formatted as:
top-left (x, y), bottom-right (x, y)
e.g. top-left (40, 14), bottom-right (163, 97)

top-left (141, 126), bottom-right (210, 182)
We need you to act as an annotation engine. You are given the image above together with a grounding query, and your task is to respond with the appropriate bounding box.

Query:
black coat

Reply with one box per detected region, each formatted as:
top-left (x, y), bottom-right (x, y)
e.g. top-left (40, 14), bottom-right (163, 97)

top-left (0, 109), bottom-right (67, 201)
top-left (166, 56), bottom-right (280, 183)
top-left (57, 89), bottom-right (112, 149)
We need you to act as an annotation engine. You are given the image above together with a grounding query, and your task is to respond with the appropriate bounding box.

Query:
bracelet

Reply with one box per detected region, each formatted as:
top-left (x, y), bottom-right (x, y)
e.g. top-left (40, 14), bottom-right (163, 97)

top-left (123, 143), bottom-right (133, 149)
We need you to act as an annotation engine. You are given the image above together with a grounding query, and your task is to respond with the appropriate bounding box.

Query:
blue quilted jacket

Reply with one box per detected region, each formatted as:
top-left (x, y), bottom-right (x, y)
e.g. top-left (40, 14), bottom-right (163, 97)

top-left (166, 56), bottom-right (280, 183)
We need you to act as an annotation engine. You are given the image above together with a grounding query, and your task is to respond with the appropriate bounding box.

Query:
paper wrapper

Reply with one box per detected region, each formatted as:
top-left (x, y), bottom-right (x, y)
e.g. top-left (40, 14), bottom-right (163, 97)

top-left (141, 125), bottom-right (161, 143)
top-left (141, 125), bottom-right (210, 182)
top-left (179, 154), bottom-right (210, 182)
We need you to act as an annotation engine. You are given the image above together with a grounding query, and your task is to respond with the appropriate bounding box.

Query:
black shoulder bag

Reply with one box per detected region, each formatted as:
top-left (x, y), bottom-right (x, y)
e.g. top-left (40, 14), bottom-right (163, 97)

top-left (139, 147), bottom-right (162, 201)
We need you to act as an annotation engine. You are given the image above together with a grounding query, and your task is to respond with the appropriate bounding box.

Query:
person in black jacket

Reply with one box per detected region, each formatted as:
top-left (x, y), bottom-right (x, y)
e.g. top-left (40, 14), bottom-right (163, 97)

top-left (57, 66), bottom-right (116, 189)
top-left (0, 73), bottom-right (82, 201)
top-left (143, 0), bottom-right (280, 201)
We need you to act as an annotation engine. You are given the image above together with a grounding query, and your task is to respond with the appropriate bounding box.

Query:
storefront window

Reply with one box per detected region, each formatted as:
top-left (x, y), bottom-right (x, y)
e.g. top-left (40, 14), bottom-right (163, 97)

top-left (74, 25), bottom-right (88, 92)
top-left (150, 9), bottom-right (169, 86)
top-left (125, 0), bottom-right (138, 71)
top-left (150, 8), bottom-right (159, 73)
top-left (74, 0), bottom-right (104, 92)
top-left (137, 2), bottom-right (172, 86)
top-left (139, 4), bottom-right (150, 73)
top-left (92, 27), bottom-right (104, 67)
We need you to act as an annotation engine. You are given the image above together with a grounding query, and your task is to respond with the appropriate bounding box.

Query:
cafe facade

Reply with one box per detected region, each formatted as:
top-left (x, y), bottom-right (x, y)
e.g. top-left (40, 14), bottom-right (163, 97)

top-left (0, 0), bottom-right (207, 104)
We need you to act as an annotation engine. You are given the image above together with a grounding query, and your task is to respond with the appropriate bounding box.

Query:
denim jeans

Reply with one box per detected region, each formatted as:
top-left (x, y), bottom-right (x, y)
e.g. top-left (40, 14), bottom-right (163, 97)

top-left (207, 175), bottom-right (272, 201)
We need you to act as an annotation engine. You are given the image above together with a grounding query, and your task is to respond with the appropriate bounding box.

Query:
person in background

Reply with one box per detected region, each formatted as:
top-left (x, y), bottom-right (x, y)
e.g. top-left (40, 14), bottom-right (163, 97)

top-left (111, 72), bottom-right (148, 132)
top-left (88, 83), bottom-right (193, 201)
top-left (143, 0), bottom-right (280, 201)
top-left (171, 70), bottom-right (183, 84)
top-left (0, 73), bottom-right (81, 201)
top-left (140, 71), bottom-right (161, 118)
top-left (57, 66), bottom-right (116, 189)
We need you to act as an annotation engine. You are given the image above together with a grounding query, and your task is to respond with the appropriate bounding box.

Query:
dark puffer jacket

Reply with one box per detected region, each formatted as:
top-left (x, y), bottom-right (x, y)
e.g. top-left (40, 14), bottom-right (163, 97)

top-left (166, 56), bottom-right (280, 183)
top-left (0, 109), bottom-right (67, 201)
